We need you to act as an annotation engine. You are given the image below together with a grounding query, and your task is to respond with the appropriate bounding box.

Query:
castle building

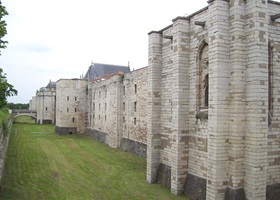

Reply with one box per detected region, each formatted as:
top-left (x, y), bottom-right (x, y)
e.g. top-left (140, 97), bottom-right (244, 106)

top-left (147, 0), bottom-right (280, 199)
top-left (30, 0), bottom-right (280, 199)
top-left (29, 80), bottom-right (56, 124)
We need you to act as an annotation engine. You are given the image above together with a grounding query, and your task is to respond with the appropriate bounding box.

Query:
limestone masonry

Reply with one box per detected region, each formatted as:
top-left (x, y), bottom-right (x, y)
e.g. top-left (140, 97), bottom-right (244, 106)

top-left (29, 1), bottom-right (280, 199)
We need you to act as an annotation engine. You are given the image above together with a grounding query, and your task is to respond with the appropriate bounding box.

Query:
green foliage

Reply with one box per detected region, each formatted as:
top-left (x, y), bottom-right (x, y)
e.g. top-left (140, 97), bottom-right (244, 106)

top-left (0, 108), bottom-right (8, 136)
top-left (1, 123), bottom-right (188, 200)
top-left (6, 102), bottom-right (29, 109)
top-left (0, 68), bottom-right (18, 108)
top-left (0, 2), bottom-right (8, 53)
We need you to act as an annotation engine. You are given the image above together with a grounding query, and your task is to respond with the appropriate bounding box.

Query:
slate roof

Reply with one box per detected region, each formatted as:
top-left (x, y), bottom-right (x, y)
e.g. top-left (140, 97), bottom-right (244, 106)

top-left (84, 63), bottom-right (130, 80)
top-left (46, 81), bottom-right (56, 88)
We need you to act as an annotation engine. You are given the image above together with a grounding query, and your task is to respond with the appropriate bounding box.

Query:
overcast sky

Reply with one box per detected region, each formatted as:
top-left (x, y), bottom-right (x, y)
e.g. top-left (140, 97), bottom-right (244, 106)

top-left (1, 0), bottom-right (217, 103)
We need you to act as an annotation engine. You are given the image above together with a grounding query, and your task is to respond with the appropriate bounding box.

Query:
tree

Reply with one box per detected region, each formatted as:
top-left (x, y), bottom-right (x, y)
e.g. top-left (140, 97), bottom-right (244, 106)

top-left (0, 2), bottom-right (17, 107)
top-left (0, 69), bottom-right (17, 107)
top-left (0, 1), bottom-right (8, 53)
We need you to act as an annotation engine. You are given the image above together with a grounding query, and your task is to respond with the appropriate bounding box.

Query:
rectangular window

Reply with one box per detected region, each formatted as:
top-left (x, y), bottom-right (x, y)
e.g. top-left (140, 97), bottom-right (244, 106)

top-left (99, 103), bottom-right (100, 110)
top-left (134, 117), bottom-right (136, 125)
top-left (123, 117), bottom-right (125, 123)
top-left (67, 108), bottom-right (69, 112)
top-left (72, 117), bottom-right (75, 123)
top-left (93, 92), bottom-right (95, 99)
top-left (75, 97), bottom-right (77, 101)
top-left (105, 115), bottom-right (107, 121)
top-left (99, 91), bottom-right (101, 98)
top-left (45, 107), bottom-right (47, 111)
top-left (105, 90), bottom-right (107, 98)
top-left (93, 103), bottom-right (95, 110)
top-left (105, 103), bottom-right (107, 111)
top-left (123, 102), bottom-right (125, 111)
top-left (67, 96), bottom-right (69, 101)
top-left (75, 108), bottom-right (77, 112)
top-left (99, 115), bottom-right (100, 120)
top-left (134, 102), bottom-right (137, 112)
top-left (123, 86), bottom-right (125, 95)
top-left (134, 84), bottom-right (137, 94)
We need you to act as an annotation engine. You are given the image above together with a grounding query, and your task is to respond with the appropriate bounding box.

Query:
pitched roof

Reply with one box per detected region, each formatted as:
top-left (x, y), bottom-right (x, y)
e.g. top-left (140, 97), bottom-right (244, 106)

top-left (84, 63), bottom-right (130, 80)
top-left (46, 81), bottom-right (56, 88)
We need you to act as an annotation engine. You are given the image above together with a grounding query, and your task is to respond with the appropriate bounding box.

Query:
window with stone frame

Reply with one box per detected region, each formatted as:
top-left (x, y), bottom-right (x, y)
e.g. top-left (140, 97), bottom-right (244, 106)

top-left (198, 43), bottom-right (209, 109)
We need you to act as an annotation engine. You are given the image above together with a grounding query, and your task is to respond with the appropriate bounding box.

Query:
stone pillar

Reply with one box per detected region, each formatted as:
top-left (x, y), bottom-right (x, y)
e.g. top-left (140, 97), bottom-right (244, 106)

top-left (244, 0), bottom-right (268, 199)
top-left (147, 31), bottom-right (162, 183)
top-left (116, 74), bottom-right (123, 148)
top-left (225, 0), bottom-right (246, 199)
top-left (207, 0), bottom-right (230, 199)
top-left (170, 17), bottom-right (190, 195)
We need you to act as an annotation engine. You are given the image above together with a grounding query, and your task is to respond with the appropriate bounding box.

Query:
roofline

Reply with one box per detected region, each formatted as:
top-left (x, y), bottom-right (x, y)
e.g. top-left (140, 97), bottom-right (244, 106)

top-left (148, 6), bottom-right (208, 35)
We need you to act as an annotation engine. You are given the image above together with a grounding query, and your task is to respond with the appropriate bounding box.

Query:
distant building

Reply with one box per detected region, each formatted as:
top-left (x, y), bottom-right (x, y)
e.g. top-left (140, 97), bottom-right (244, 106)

top-left (30, 80), bottom-right (56, 124)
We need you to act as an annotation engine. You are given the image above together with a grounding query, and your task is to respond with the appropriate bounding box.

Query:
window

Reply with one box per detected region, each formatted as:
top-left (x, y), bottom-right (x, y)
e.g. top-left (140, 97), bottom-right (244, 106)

top-left (67, 108), bottom-right (69, 112)
top-left (75, 108), bottom-right (77, 112)
top-left (99, 91), bottom-right (101, 98)
top-left (134, 84), bottom-right (137, 94)
top-left (105, 115), bottom-right (107, 121)
top-left (123, 86), bottom-right (125, 95)
top-left (268, 42), bottom-right (273, 125)
top-left (123, 102), bottom-right (125, 111)
top-left (105, 103), bottom-right (107, 111)
top-left (99, 103), bottom-right (100, 110)
top-left (99, 115), bottom-right (100, 120)
top-left (67, 96), bottom-right (69, 101)
top-left (75, 97), bottom-right (77, 101)
top-left (123, 117), bottom-right (126, 123)
top-left (198, 43), bottom-right (209, 109)
top-left (134, 117), bottom-right (136, 125)
top-left (204, 75), bottom-right (209, 107)
top-left (93, 92), bottom-right (95, 99)
top-left (105, 90), bottom-right (107, 98)
top-left (45, 107), bottom-right (47, 111)
top-left (134, 102), bottom-right (137, 112)
top-left (72, 117), bottom-right (75, 123)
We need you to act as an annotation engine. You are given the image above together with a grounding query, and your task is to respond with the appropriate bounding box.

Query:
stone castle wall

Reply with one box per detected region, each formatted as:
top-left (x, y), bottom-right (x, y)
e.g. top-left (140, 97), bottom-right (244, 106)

top-left (36, 90), bottom-right (56, 124)
top-left (86, 68), bottom-right (148, 157)
top-left (50, 0), bottom-right (280, 198)
top-left (147, 0), bottom-right (280, 199)
top-left (55, 79), bottom-right (88, 135)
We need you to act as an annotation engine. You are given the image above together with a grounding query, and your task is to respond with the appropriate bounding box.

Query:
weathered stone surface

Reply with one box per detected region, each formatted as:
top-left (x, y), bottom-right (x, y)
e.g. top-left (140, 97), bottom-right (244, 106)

top-left (119, 138), bottom-right (147, 158)
top-left (85, 128), bottom-right (108, 145)
top-left (55, 126), bottom-right (77, 135)
top-left (266, 183), bottom-right (280, 200)
top-left (225, 187), bottom-right (245, 200)
top-left (184, 173), bottom-right (206, 200)
top-left (156, 163), bottom-right (171, 189)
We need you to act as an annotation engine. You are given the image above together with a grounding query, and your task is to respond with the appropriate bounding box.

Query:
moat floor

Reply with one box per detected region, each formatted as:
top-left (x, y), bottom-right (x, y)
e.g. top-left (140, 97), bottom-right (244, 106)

top-left (0, 117), bottom-right (189, 200)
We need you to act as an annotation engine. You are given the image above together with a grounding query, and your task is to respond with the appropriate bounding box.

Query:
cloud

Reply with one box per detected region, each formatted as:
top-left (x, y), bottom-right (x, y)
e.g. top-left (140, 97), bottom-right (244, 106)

top-left (15, 42), bottom-right (52, 53)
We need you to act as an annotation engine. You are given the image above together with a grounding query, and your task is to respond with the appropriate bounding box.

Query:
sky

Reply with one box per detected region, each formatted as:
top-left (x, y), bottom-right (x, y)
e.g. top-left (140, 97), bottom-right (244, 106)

top-left (1, 0), bottom-right (209, 103)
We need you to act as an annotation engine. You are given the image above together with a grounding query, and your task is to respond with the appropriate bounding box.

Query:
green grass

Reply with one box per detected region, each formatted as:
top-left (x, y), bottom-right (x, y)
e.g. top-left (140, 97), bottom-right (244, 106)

top-left (0, 109), bottom-right (8, 122)
top-left (0, 116), bottom-right (189, 200)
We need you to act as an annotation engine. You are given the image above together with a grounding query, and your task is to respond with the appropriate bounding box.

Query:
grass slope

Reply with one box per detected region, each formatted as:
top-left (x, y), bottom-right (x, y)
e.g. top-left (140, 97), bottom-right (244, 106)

top-left (1, 117), bottom-right (188, 200)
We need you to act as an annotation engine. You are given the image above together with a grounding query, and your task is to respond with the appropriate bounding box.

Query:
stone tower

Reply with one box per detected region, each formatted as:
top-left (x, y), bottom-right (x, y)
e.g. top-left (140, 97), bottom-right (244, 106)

top-left (147, 0), bottom-right (280, 199)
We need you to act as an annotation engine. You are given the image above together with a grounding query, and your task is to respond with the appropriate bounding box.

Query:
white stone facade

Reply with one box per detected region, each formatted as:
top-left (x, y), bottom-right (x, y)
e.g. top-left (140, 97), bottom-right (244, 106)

top-left (55, 79), bottom-right (88, 134)
top-left (30, 82), bottom-right (56, 124)
top-left (147, 0), bottom-right (280, 199)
